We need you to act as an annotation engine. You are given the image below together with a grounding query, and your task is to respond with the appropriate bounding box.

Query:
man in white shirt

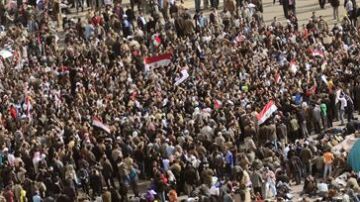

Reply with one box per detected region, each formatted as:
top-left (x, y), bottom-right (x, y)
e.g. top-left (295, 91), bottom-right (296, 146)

top-left (345, 0), bottom-right (357, 26)
top-left (338, 94), bottom-right (347, 125)
top-left (346, 0), bottom-right (353, 15)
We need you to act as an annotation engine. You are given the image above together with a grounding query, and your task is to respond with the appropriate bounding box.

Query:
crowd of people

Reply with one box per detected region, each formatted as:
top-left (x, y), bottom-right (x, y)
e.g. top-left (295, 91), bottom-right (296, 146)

top-left (1, 0), bottom-right (360, 201)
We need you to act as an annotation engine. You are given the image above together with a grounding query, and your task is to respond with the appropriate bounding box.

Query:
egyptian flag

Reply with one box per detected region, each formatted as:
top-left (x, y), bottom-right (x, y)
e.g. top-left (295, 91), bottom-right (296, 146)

top-left (92, 117), bottom-right (111, 134)
top-left (257, 100), bottom-right (278, 125)
top-left (311, 49), bottom-right (325, 58)
top-left (58, 65), bottom-right (70, 75)
top-left (213, 99), bottom-right (222, 109)
top-left (152, 34), bottom-right (162, 47)
top-left (306, 84), bottom-right (317, 96)
top-left (144, 53), bottom-right (172, 70)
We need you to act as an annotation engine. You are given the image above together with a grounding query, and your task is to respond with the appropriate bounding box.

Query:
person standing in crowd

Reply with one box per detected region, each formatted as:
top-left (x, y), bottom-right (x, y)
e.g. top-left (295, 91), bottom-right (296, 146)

top-left (90, 169), bottom-right (103, 198)
top-left (319, 0), bottom-right (326, 8)
top-left (101, 155), bottom-right (116, 189)
top-left (338, 93), bottom-right (348, 125)
top-left (225, 147), bottom-right (235, 178)
top-left (323, 150), bottom-right (335, 179)
top-left (276, 118), bottom-right (288, 146)
top-left (263, 167), bottom-right (277, 199)
top-left (290, 154), bottom-right (304, 185)
top-left (330, 0), bottom-right (340, 20)
top-left (282, 0), bottom-right (290, 18)
top-left (353, 81), bottom-right (360, 113)
top-left (195, 0), bottom-right (201, 12)
top-left (298, 105), bottom-right (310, 138)
top-left (320, 100), bottom-right (328, 130)
top-left (251, 168), bottom-right (263, 197)
top-left (288, 0), bottom-right (296, 14)
top-left (312, 102), bottom-right (323, 134)
top-left (344, 93), bottom-right (355, 122)
top-left (300, 143), bottom-right (313, 176)
top-left (345, 0), bottom-right (357, 26)
top-left (122, 14), bottom-right (132, 37)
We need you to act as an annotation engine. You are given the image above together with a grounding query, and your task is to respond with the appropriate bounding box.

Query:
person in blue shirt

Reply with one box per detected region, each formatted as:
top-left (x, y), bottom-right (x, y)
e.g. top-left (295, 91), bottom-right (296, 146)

top-left (32, 191), bottom-right (42, 202)
top-left (225, 149), bottom-right (234, 178)
top-left (122, 15), bottom-right (132, 38)
top-left (84, 22), bottom-right (95, 41)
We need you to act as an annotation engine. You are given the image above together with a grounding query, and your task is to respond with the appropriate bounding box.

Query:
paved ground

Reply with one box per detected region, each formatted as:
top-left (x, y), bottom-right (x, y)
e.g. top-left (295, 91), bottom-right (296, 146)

top-left (178, 0), bottom-right (355, 25)
top-left (174, 0), bottom-right (360, 27)
top-left (66, 0), bottom-right (358, 26)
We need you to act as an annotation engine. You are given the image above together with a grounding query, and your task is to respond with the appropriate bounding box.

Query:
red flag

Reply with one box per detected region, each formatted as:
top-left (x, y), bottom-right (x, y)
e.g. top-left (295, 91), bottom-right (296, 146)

top-left (153, 35), bottom-right (161, 47)
top-left (92, 117), bottom-right (111, 134)
top-left (256, 100), bottom-right (278, 125)
top-left (213, 99), bottom-right (222, 109)
top-left (306, 85), bottom-right (317, 96)
top-left (144, 53), bottom-right (172, 70)
top-left (311, 49), bottom-right (325, 58)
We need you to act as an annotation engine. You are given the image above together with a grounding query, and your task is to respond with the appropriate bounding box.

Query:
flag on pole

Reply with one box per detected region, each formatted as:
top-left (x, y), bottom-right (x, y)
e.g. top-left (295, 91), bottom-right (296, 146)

top-left (144, 53), bottom-right (172, 71)
top-left (256, 100), bottom-right (278, 125)
top-left (174, 69), bottom-right (189, 86)
top-left (92, 117), bottom-right (111, 134)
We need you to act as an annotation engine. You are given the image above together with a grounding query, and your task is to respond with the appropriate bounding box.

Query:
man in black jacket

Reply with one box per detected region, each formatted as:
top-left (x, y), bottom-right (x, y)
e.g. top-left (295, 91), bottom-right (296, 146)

top-left (330, 0), bottom-right (340, 19)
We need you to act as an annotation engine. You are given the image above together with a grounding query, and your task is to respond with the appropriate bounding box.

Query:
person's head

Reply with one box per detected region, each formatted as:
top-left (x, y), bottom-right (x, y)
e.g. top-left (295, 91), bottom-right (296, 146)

top-left (168, 190), bottom-right (178, 202)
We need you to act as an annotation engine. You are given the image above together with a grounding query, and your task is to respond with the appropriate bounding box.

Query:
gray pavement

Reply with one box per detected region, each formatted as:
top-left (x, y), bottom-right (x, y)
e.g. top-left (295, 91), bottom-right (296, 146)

top-left (64, 0), bottom-right (360, 27)
top-left (173, 0), bottom-right (358, 25)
